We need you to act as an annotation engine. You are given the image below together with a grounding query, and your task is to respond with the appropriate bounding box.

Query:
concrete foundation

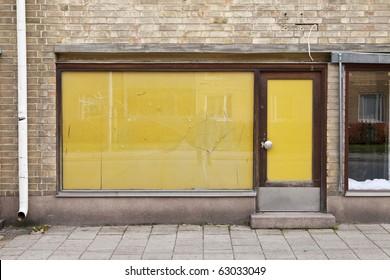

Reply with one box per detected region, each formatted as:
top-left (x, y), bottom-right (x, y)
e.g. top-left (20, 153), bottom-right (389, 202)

top-left (0, 196), bottom-right (255, 226)
top-left (328, 196), bottom-right (390, 223)
top-left (2, 195), bottom-right (390, 227)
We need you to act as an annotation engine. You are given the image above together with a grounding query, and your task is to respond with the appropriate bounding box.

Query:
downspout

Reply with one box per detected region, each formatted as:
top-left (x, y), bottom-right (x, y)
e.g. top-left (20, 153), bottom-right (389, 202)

top-left (338, 53), bottom-right (344, 193)
top-left (17, 0), bottom-right (28, 221)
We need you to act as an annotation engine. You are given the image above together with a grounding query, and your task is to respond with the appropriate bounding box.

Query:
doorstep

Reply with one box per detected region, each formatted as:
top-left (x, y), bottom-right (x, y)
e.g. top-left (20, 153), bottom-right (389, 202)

top-left (250, 212), bottom-right (336, 229)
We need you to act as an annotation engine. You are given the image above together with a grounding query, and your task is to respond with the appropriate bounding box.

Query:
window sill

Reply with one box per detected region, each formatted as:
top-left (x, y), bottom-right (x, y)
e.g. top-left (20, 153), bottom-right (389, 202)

top-left (345, 191), bottom-right (390, 197)
top-left (56, 190), bottom-right (257, 198)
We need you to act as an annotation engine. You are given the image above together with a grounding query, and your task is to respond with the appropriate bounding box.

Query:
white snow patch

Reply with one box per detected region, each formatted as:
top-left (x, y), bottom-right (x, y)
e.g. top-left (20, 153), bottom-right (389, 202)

top-left (349, 178), bottom-right (390, 190)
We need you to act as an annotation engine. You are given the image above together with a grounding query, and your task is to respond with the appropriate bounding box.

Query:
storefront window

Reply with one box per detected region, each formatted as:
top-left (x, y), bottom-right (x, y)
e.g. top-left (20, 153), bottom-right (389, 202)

top-left (61, 71), bottom-right (254, 190)
top-left (348, 70), bottom-right (390, 190)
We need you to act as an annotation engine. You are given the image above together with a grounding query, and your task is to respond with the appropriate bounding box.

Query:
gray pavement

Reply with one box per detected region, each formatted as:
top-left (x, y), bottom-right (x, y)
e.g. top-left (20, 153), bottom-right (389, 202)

top-left (1, 224), bottom-right (390, 260)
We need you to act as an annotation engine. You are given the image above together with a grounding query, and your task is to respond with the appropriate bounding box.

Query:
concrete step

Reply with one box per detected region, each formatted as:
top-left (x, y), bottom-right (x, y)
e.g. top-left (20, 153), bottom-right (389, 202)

top-left (0, 219), bottom-right (5, 230)
top-left (250, 212), bottom-right (336, 229)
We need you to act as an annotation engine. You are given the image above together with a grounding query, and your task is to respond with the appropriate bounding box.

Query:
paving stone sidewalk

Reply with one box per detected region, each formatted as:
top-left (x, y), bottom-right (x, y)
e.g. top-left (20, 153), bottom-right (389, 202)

top-left (1, 224), bottom-right (390, 260)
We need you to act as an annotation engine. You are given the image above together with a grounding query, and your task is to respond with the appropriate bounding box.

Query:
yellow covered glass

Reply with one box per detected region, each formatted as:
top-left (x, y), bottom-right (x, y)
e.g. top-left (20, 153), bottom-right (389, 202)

top-left (267, 80), bottom-right (313, 181)
top-left (62, 72), bottom-right (254, 190)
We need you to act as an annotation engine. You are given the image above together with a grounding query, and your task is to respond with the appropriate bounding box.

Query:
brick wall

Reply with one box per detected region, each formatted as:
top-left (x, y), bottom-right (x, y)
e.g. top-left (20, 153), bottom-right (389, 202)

top-left (1, 0), bottom-right (390, 197)
top-left (327, 64), bottom-right (343, 196)
top-left (0, 1), bottom-right (18, 197)
top-left (20, 0), bottom-right (390, 46)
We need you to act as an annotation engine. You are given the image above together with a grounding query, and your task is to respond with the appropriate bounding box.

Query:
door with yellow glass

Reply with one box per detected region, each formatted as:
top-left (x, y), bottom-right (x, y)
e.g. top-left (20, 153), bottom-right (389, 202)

top-left (258, 72), bottom-right (325, 212)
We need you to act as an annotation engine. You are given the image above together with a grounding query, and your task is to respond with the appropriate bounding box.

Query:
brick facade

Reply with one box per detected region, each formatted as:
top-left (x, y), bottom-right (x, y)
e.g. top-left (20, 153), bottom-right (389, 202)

top-left (1, 0), bottom-right (390, 223)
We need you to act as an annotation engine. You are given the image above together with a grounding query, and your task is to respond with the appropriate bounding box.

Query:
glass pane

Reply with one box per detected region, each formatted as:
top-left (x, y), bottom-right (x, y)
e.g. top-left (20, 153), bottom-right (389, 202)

top-left (348, 71), bottom-right (390, 190)
top-left (359, 94), bottom-right (383, 122)
top-left (267, 80), bottom-right (313, 181)
top-left (62, 72), bottom-right (254, 190)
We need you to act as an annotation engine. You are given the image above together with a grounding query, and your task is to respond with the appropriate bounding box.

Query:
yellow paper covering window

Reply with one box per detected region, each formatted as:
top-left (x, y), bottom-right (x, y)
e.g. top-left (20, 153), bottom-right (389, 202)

top-left (267, 80), bottom-right (313, 181)
top-left (62, 72), bottom-right (254, 190)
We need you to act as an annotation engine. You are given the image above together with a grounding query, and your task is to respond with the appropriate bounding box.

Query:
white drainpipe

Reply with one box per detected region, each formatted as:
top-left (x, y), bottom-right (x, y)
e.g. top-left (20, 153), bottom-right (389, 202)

top-left (338, 53), bottom-right (344, 193)
top-left (17, 0), bottom-right (28, 221)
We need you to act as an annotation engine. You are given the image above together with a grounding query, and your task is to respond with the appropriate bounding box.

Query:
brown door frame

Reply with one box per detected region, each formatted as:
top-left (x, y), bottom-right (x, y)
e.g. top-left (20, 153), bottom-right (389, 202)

top-left (254, 67), bottom-right (327, 212)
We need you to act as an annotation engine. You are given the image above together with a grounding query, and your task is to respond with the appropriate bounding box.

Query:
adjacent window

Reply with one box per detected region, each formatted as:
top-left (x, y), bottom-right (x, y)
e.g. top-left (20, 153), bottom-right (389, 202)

top-left (60, 70), bottom-right (254, 190)
top-left (359, 93), bottom-right (383, 123)
top-left (347, 68), bottom-right (390, 191)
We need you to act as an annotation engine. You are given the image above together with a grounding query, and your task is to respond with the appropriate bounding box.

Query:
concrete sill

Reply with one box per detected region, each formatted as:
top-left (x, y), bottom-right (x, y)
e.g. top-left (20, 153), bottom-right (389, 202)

top-left (56, 190), bottom-right (257, 198)
top-left (345, 191), bottom-right (390, 197)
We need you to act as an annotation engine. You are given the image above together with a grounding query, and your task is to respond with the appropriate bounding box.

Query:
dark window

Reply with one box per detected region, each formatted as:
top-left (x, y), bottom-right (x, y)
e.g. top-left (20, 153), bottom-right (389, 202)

top-left (347, 67), bottom-right (390, 191)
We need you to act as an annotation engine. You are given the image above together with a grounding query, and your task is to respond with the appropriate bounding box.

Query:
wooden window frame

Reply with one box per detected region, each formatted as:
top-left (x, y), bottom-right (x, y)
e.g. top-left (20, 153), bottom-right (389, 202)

top-left (345, 64), bottom-right (390, 192)
top-left (56, 63), bottom-right (327, 200)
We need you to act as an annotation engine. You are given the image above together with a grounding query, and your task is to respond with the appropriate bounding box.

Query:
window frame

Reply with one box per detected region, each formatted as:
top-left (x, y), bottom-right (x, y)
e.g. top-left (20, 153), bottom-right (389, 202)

top-left (345, 64), bottom-right (390, 193)
top-left (358, 93), bottom-right (383, 123)
top-left (56, 63), bottom-right (327, 195)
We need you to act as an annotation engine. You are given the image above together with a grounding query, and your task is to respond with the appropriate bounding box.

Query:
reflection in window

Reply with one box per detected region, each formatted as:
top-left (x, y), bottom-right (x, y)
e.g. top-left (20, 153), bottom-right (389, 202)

top-left (348, 71), bottom-right (390, 190)
top-left (359, 94), bottom-right (383, 123)
top-left (61, 72), bottom-right (254, 190)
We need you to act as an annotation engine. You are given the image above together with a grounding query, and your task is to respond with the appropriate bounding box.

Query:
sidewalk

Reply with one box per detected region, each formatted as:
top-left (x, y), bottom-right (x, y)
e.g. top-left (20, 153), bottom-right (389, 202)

top-left (1, 224), bottom-right (390, 260)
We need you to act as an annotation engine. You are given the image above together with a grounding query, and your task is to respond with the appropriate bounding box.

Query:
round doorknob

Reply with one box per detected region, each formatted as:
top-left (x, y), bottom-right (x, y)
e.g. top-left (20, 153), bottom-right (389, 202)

top-left (261, 140), bottom-right (273, 150)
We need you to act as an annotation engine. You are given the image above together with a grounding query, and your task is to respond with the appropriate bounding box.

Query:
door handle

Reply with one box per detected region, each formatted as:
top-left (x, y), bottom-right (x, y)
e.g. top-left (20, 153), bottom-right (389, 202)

top-left (261, 140), bottom-right (273, 150)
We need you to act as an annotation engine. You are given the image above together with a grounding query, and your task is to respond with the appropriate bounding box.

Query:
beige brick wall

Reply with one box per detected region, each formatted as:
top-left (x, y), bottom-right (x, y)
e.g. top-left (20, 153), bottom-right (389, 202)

top-left (0, 1), bottom-right (18, 197)
top-left (21, 0), bottom-right (390, 46)
top-left (327, 64), bottom-right (343, 196)
top-left (1, 0), bottom-right (389, 197)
